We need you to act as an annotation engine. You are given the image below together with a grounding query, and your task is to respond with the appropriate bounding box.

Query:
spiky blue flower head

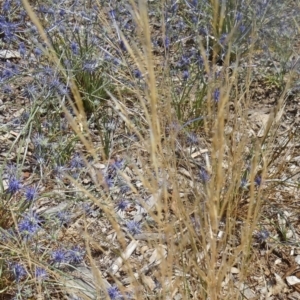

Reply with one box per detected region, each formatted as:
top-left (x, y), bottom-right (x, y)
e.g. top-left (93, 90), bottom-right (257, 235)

top-left (51, 249), bottom-right (67, 264)
top-left (35, 267), bottom-right (48, 280)
top-left (255, 229), bottom-right (269, 243)
top-left (23, 84), bottom-right (37, 100)
top-left (49, 77), bottom-right (61, 91)
top-left (56, 210), bottom-right (70, 226)
top-left (2, 67), bottom-right (13, 79)
top-left (33, 47), bottom-right (42, 58)
top-left (182, 70), bottom-right (189, 81)
top-left (70, 153), bottom-right (84, 169)
top-left (126, 221), bottom-right (141, 235)
top-left (18, 212), bottom-right (40, 238)
top-left (104, 175), bottom-right (114, 189)
top-left (8, 176), bottom-right (22, 194)
top-left (24, 186), bottom-right (38, 201)
top-left (67, 246), bottom-right (85, 264)
top-left (112, 159), bottom-right (124, 171)
top-left (11, 263), bottom-right (26, 282)
top-left (2, 0), bottom-right (11, 13)
top-left (120, 183), bottom-right (130, 194)
top-left (32, 133), bottom-right (47, 148)
top-left (117, 199), bottom-right (129, 211)
top-left (82, 60), bottom-right (97, 73)
top-left (70, 41), bottom-right (79, 55)
top-left (107, 285), bottom-right (122, 300)
top-left (53, 164), bottom-right (69, 178)
top-left (177, 55), bottom-right (190, 68)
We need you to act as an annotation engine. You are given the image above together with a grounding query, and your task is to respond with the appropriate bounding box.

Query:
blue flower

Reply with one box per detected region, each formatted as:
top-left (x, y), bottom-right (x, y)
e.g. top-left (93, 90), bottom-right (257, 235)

top-left (112, 159), bottom-right (124, 171)
top-left (83, 60), bottom-right (97, 73)
top-left (117, 199), bottom-right (129, 211)
top-left (56, 210), bottom-right (70, 226)
top-left (23, 84), bottom-right (37, 100)
top-left (11, 263), bottom-right (26, 282)
top-left (177, 55), bottom-right (190, 68)
top-left (67, 246), bottom-right (85, 264)
top-left (255, 176), bottom-right (262, 186)
top-left (32, 133), bottom-right (47, 148)
top-left (107, 285), bottom-right (122, 300)
top-left (18, 212), bottom-right (40, 238)
top-left (104, 175), bottom-right (114, 189)
top-left (7, 177), bottom-right (22, 194)
top-left (126, 221), bottom-right (141, 235)
top-left (182, 70), bottom-right (189, 81)
top-left (70, 153), bottom-right (84, 169)
top-left (70, 41), bottom-right (79, 55)
top-left (2, 0), bottom-right (11, 13)
top-left (119, 183), bottom-right (130, 194)
top-left (33, 47), bottom-right (42, 58)
top-left (255, 229), bottom-right (269, 243)
top-left (133, 69), bottom-right (142, 79)
top-left (51, 249), bottom-right (67, 264)
top-left (35, 267), bottom-right (48, 280)
top-left (24, 186), bottom-right (38, 201)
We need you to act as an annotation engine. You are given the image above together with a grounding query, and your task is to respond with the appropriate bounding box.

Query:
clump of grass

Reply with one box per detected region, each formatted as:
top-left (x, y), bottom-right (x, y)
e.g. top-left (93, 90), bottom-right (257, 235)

top-left (0, 0), bottom-right (299, 299)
